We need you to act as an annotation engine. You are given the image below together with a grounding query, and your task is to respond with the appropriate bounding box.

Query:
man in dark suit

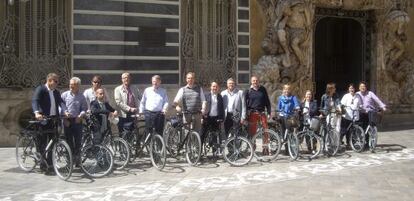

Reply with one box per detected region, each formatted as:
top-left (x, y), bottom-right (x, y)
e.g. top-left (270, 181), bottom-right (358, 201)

top-left (31, 73), bottom-right (67, 174)
top-left (90, 88), bottom-right (118, 144)
top-left (202, 82), bottom-right (225, 147)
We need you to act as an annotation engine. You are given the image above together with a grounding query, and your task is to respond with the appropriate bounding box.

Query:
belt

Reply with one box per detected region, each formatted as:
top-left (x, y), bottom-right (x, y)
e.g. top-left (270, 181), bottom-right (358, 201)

top-left (145, 110), bottom-right (162, 113)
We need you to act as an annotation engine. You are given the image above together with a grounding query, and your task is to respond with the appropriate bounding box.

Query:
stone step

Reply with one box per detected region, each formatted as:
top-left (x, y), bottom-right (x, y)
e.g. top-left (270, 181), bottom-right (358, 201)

top-left (379, 113), bottom-right (414, 131)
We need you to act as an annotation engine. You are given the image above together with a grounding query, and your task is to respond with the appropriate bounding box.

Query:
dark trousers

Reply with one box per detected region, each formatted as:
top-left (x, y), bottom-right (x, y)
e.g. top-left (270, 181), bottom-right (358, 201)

top-left (201, 116), bottom-right (221, 145)
top-left (37, 121), bottom-right (55, 170)
top-left (64, 118), bottom-right (83, 157)
top-left (224, 113), bottom-right (235, 139)
top-left (340, 118), bottom-right (352, 145)
top-left (118, 115), bottom-right (135, 134)
top-left (144, 111), bottom-right (165, 135)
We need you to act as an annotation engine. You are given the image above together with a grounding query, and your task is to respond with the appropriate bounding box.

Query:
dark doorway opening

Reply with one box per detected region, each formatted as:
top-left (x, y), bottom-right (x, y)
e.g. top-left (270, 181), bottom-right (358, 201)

top-left (314, 17), bottom-right (364, 101)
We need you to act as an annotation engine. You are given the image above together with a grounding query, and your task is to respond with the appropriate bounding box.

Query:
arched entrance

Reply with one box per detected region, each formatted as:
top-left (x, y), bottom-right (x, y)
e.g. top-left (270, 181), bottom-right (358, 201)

top-left (313, 9), bottom-right (372, 100)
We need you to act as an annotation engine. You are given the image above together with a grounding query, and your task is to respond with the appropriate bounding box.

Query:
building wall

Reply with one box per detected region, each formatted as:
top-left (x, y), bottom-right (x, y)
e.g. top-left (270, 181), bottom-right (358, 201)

top-left (406, 5), bottom-right (414, 60)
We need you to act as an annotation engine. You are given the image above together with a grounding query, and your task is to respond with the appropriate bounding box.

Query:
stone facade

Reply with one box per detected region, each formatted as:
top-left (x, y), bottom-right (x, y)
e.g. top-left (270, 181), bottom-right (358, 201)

top-left (1, 0), bottom-right (414, 146)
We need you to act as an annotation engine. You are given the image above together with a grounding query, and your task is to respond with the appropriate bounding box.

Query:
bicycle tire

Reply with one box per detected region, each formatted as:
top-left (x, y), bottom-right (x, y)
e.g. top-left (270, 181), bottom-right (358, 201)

top-left (16, 135), bottom-right (37, 172)
top-left (252, 129), bottom-right (282, 161)
top-left (150, 134), bottom-right (167, 170)
top-left (106, 137), bottom-right (130, 170)
top-left (185, 131), bottom-right (201, 166)
top-left (350, 125), bottom-right (365, 153)
top-left (324, 129), bottom-right (340, 156)
top-left (223, 136), bottom-right (253, 166)
top-left (297, 131), bottom-right (322, 159)
top-left (369, 126), bottom-right (378, 152)
top-left (163, 122), bottom-right (181, 157)
top-left (287, 132), bottom-right (299, 160)
top-left (52, 140), bottom-right (73, 181)
top-left (81, 144), bottom-right (114, 178)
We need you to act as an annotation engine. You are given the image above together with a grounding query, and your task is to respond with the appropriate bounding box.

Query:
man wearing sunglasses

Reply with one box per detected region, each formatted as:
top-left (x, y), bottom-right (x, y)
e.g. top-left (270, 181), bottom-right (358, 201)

top-left (32, 73), bottom-right (68, 175)
top-left (83, 75), bottom-right (109, 110)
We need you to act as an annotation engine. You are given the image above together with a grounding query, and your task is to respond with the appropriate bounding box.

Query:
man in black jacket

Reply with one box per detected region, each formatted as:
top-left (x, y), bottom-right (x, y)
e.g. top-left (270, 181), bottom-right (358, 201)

top-left (90, 88), bottom-right (118, 144)
top-left (202, 82), bottom-right (225, 148)
top-left (31, 73), bottom-right (67, 174)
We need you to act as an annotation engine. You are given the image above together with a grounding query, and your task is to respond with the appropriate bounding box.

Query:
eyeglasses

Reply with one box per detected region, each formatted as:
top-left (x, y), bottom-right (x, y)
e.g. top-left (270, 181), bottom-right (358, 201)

top-left (50, 79), bottom-right (58, 83)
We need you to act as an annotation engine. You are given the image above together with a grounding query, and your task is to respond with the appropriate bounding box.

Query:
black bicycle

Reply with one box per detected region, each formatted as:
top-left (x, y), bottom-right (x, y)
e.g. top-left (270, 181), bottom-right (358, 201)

top-left (222, 113), bottom-right (254, 166)
top-left (163, 111), bottom-right (202, 166)
top-left (201, 118), bottom-right (223, 159)
top-left (16, 116), bottom-right (73, 180)
top-left (342, 107), bottom-right (365, 153)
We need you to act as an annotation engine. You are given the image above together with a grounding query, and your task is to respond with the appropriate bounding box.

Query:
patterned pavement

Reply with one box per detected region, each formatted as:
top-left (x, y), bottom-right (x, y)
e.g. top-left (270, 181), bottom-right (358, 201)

top-left (1, 129), bottom-right (413, 201)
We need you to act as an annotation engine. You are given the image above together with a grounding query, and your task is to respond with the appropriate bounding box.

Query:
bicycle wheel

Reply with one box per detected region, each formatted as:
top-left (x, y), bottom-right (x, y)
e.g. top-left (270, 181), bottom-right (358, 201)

top-left (252, 129), bottom-right (282, 161)
top-left (287, 132), bottom-right (299, 160)
top-left (52, 140), bottom-right (73, 181)
top-left (106, 137), bottom-right (130, 170)
top-left (223, 136), bottom-right (253, 166)
top-left (368, 126), bottom-right (378, 152)
top-left (16, 135), bottom-right (37, 172)
top-left (324, 129), bottom-right (340, 156)
top-left (163, 122), bottom-right (181, 157)
top-left (150, 134), bottom-right (167, 170)
top-left (350, 125), bottom-right (365, 153)
top-left (81, 144), bottom-right (114, 178)
top-left (185, 131), bottom-right (201, 166)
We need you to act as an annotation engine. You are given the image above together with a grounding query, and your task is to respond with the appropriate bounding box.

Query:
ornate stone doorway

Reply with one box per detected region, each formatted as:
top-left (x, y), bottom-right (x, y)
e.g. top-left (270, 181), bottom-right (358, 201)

top-left (314, 13), bottom-right (366, 99)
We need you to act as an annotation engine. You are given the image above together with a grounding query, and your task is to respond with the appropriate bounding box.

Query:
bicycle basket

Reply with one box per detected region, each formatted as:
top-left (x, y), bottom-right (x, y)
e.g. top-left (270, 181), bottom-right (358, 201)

top-left (309, 118), bottom-right (321, 131)
top-left (169, 116), bottom-right (181, 127)
top-left (286, 116), bottom-right (300, 128)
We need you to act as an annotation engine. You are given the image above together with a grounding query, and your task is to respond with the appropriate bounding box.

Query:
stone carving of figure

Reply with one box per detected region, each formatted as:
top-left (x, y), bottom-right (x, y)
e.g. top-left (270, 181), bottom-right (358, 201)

top-left (273, 0), bottom-right (311, 67)
top-left (384, 10), bottom-right (409, 68)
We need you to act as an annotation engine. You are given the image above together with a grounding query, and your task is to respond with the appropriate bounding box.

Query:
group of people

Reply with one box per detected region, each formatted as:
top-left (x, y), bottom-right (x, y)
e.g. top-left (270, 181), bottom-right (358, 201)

top-left (31, 71), bottom-right (386, 174)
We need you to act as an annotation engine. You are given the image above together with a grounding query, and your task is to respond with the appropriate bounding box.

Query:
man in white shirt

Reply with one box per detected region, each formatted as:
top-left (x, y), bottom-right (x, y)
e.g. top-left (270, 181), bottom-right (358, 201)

top-left (340, 84), bottom-right (362, 147)
top-left (202, 82), bottom-right (224, 146)
top-left (221, 78), bottom-right (246, 136)
top-left (139, 75), bottom-right (169, 135)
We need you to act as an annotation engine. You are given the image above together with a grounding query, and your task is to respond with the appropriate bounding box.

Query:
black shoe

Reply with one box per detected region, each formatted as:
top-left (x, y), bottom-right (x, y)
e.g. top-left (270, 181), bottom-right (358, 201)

top-left (44, 170), bottom-right (56, 176)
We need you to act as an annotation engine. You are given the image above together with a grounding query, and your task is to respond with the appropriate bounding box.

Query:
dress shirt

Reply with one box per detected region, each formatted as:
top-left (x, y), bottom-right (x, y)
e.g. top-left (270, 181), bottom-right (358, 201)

top-left (45, 84), bottom-right (57, 116)
top-left (61, 90), bottom-right (87, 117)
top-left (221, 89), bottom-right (237, 113)
top-left (356, 91), bottom-right (386, 113)
top-left (139, 86), bottom-right (169, 113)
top-left (209, 92), bottom-right (218, 116)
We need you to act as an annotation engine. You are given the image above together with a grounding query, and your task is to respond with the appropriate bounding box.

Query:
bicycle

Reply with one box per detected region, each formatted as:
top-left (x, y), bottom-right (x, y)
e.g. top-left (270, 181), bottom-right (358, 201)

top-left (342, 107), bottom-right (365, 153)
top-left (364, 109), bottom-right (383, 152)
top-left (16, 116), bottom-right (73, 180)
top-left (101, 117), bottom-right (130, 170)
top-left (124, 113), bottom-right (166, 170)
top-left (222, 113), bottom-right (254, 166)
top-left (80, 114), bottom-right (114, 178)
top-left (319, 108), bottom-right (341, 156)
top-left (274, 111), bottom-right (300, 160)
top-left (250, 111), bottom-right (282, 162)
top-left (163, 110), bottom-right (202, 166)
top-left (296, 110), bottom-right (323, 159)
top-left (201, 118), bottom-right (223, 159)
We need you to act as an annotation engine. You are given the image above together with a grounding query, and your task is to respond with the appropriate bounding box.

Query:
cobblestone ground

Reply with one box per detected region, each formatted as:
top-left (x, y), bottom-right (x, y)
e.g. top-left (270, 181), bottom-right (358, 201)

top-left (1, 129), bottom-right (413, 201)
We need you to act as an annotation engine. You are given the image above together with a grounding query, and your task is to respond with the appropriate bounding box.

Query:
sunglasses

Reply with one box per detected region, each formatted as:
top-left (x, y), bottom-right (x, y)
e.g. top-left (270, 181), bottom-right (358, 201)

top-left (93, 81), bottom-right (101, 84)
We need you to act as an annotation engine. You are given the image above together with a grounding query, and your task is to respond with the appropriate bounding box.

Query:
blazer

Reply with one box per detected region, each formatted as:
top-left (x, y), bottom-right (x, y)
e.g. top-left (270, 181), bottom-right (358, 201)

top-left (221, 89), bottom-right (246, 120)
top-left (114, 84), bottom-right (141, 118)
top-left (205, 92), bottom-right (225, 120)
top-left (90, 100), bottom-right (115, 125)
top-left (32, 84), bottom-right (65, 116)
top-left (300, 100), bottom-right (318, 117)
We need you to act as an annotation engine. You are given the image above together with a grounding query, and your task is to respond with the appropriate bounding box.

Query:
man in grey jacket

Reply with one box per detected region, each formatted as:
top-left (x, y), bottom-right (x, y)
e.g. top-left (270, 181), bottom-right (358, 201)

top-left (114, 72), bottom-right (141, 133)
top-left (221, 78), bottom-right (246, 138)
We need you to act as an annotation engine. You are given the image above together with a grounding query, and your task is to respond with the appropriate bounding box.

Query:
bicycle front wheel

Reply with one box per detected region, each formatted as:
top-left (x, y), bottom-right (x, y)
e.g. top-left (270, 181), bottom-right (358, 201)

top-left (16, 135), bottom-right (37, 172)
top-left (252, 129), bottom-right (282, 161)
top-left (163, 122), bottom-right (181, 157)
top-left (223, 136), bottom-right (253, 166)
top-left (150, 134), bottom-right (167, 170)
top-left (185, 131), bottom-right (201, 166)
top-left (81, 144), bottom-right (114, 178)
top-left (106, 137), bottom-right (130, 170)
top-left (52, 140), bottom-right (73, 181)
top-left (287, 132), bottom-right (299, 160)
top-left (324, 129), bottom-right (340, 156)
top-left (368, 126), bottom-right (378, 152)
top-left (350, 125), bottom-right (365, 153)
